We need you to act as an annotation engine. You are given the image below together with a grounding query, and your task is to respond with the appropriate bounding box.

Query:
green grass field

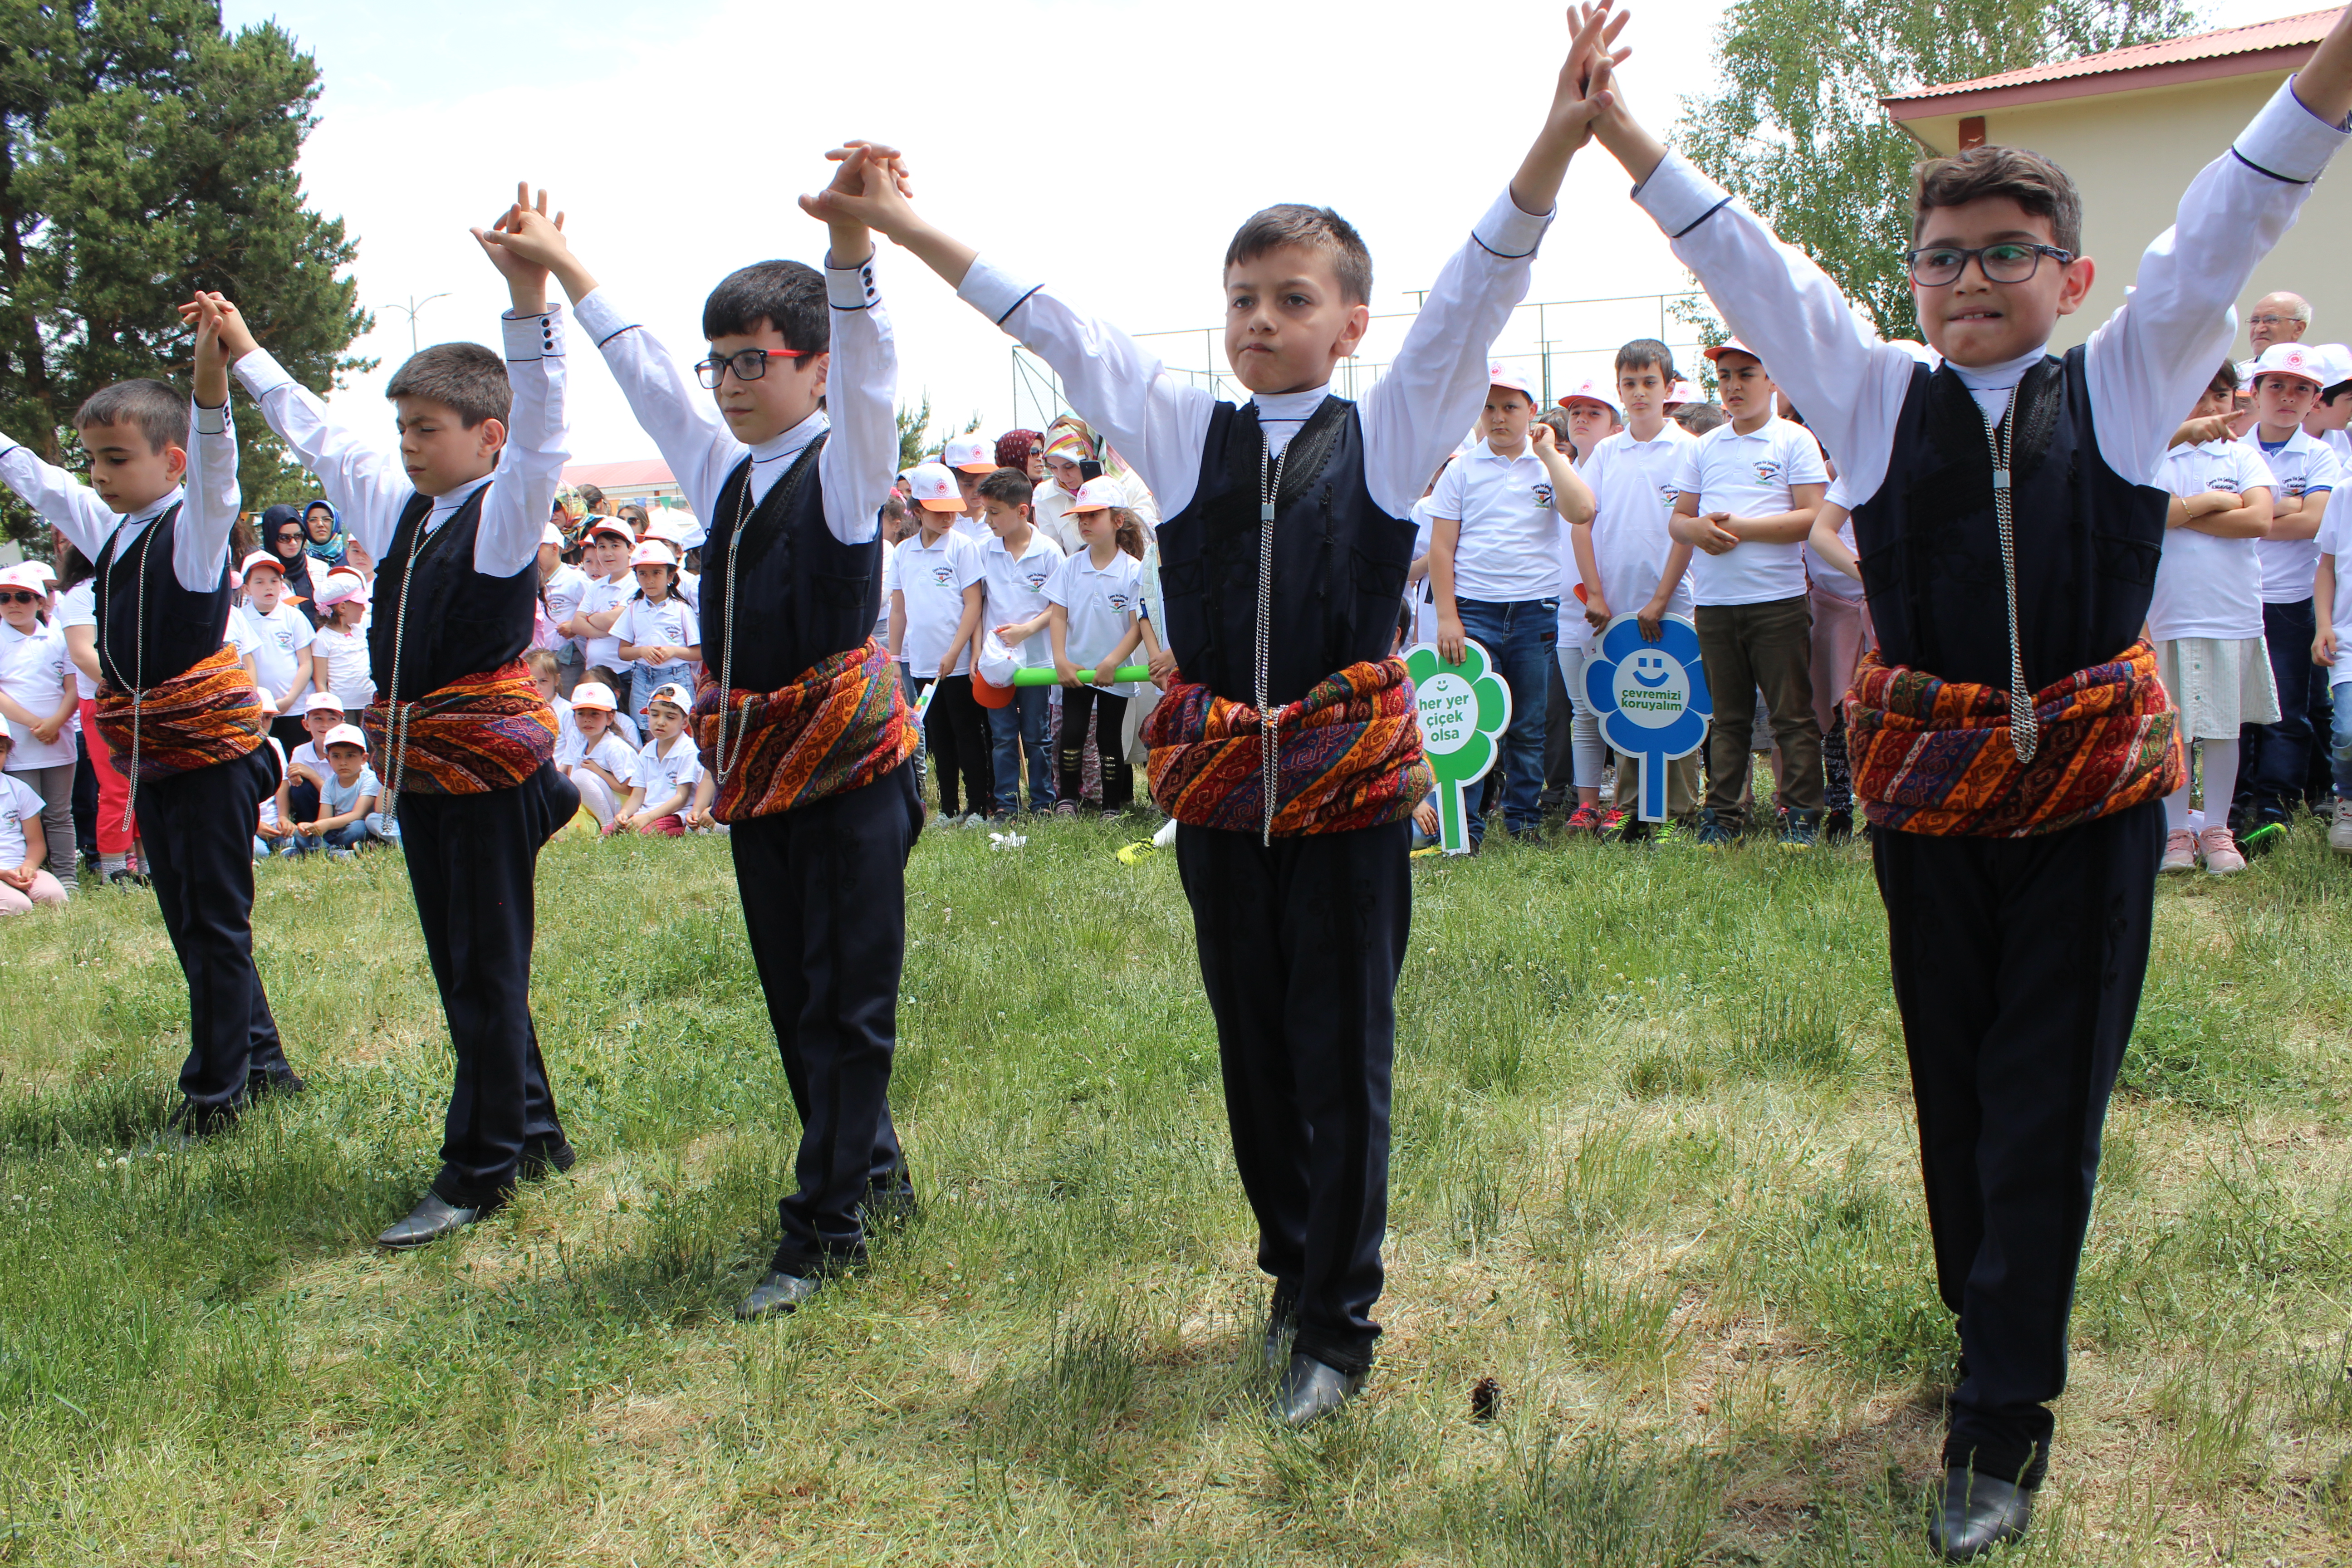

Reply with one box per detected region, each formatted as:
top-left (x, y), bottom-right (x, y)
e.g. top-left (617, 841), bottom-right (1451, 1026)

top-left (1, 810), bottom-right (2349, 1565)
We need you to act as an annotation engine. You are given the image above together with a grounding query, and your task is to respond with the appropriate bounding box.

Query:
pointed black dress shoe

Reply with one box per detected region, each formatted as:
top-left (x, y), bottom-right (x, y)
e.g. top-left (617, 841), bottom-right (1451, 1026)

top-left (736, 1269), bottom-right (824, 1320)
top-left (1927, 1467), bottom-right (2032, 1561)
top-left (377, 1193), bottom-right (487, 1249)
top-left (1271, 1351), bottom-right (1365, 1427)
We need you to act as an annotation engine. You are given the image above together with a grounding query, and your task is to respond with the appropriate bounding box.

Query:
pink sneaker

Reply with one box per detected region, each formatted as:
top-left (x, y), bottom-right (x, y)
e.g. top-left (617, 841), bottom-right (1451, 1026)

top-left (2158, 829), bottom-right (2198, 873)
top-left (2198, 825), bottom-right (2246, 875)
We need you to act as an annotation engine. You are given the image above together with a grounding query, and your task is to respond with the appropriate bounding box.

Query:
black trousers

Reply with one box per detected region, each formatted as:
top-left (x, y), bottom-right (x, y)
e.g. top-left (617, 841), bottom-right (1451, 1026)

top-left (1872, 799), bottom-right (2162, 1487)
top-left (71, 729), bottom-right (97, 861)
top-left (2237, 596), bottom-right (2317, 822)
top-left (1058, 685), bottom-right (1132, 810)
top-left (397, 761), bottom-right (577, 1205)
top-left (731, 760), bottom-right (922, 1274)
top-left (1176, 818), bottom-right (1410, 1376)
top-left (136, 747), bottom-right (291, 1108)
top-left (916, 674), bottom-right (992, 817)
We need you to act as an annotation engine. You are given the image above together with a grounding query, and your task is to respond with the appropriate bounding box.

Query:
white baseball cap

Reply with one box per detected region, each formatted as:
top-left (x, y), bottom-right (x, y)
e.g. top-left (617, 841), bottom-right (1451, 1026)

top-left (643, 512), bottom-right (700, 549)
top-left (628, 539), bottom-right (679, 569)
top-left (1064, 476), bottom-right (1127, 515)
top-left (1485, 362), bottom-right (1538, 399)
top-left (1663, 380), bottom-right (1699, 408)
top-left (2251, 340), bottom-right (2329, 390)
top-left (24, 562), bottom-right (56, 586)
top-left (541, 521), bottom-right (567, 547)
top-left (2307, 343), bottom-right (2352, 390)
top-left (322, 723), bottom-right (368, 751)
top-left (314, 571), bottom-right (367, 608)
top-left (944, 434), bottom-right (996, 474)
top-left (0, 565), bottom-right (44, 593)
top-left (905, 462), bottom-right (965, 513)
top-left (584, 517), bottom-right (634, 545)
top-left (240, 550), bottom-right (287, 579)
top-left (1703, 338), bottom-right (1762, 366)
top-left (645, 681), bottom-right (695, 712)
top-left (301, 691), bottom-right (346, 716)
top-left (570, 681), bottom-right (618, 712)
top-left (1557, 377), bottom-right (1622, 416)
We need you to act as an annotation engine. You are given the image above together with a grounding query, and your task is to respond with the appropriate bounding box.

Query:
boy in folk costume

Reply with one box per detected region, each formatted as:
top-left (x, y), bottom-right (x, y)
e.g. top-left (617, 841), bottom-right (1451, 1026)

top-left (1587, 5), bottom-right (2352, 1556)
top-left (480, 150), bottom-right (921, 1320)
top-left (206, 186), bottom-right (581, 1248)
top-left (0, 308), bottom-right (301, 1137)
top-left (818, 7), bottom-right (1633, 1422)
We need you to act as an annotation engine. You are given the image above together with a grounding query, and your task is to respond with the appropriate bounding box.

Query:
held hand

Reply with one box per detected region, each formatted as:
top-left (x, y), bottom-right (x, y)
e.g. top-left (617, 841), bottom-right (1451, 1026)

top-left (1583, 592), bottom-right (1613, 627)
top-left (472, 183), bottom-right (565, 305)
top-left (1054, 658), bottom-right (1083, 689)
top-left (189, 294), bottom-right (233, 407)
top-left (1637, 597), bottom-right (1672, 641)
top-left (799, 141), bottom-right (921, 242)
top-left (1093, 656), bottom-right (1124, 687)
top-left (1436, 613), bottom-right (1468, 666)
top-left (0, 865), bottom-right (30, 892)
top-left (1544, 3), bottom-right (1634, 152)
top-left (30, 715), bottom-right (62, 745)
top-left (177, 292), bottom-right (260, 363)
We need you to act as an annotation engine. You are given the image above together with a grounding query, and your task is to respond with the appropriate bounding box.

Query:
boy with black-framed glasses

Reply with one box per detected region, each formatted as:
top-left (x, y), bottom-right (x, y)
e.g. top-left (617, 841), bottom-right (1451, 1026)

top-left (1586, 6), bottom-right (2352, 1555)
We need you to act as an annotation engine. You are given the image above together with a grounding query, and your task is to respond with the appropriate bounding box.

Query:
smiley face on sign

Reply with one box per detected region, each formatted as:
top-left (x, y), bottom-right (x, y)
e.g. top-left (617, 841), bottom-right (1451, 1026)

top-left (1584, 613), bottom-right (1711, 822)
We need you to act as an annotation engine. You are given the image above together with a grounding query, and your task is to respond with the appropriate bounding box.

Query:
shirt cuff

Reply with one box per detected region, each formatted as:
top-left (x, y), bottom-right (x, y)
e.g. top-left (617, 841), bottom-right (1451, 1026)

top-left (1471, 187), bottom-right (1552, 260)
top-left (828, 254), bottom-right (881, 311)
top-left (503, 303), bottom-right (566, 362)
top-left (957, 257), bottom-right (1042, 327)
top-left (192, 397), bottom-right (230, 436)
top-left (1632, 149), bottom-right (1734, 240)
top-left (233, 349), bottom-right (298, 400)
top-left (2237, 77), bottom-right (2352, 183)
top-left (572, 287), bottom-right (635, 349)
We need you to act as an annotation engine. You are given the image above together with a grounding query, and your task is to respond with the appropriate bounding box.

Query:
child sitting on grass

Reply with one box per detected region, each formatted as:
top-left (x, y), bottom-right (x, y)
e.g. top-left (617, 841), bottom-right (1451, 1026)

top-left (609, 682), bottom-right (702, 837)
top-left (0, 731), bottom-right (68, 914)
top-left (558, 681), bottom-right (637, 830)
top-left (288, 725), bottom-right (382, 858)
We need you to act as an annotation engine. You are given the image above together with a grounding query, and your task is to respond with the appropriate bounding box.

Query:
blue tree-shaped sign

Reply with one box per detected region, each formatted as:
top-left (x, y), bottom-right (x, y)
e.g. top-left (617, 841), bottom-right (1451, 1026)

top-left (1583, 614), bottom-right (1712, 822)
top-left (1403, 638), bottom-right (1512, 854)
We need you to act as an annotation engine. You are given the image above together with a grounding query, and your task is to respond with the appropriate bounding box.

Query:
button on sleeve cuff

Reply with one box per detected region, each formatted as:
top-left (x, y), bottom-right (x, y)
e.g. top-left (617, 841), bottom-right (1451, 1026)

top-left (827, 258), bottom-right (879, 311)
top-left (502, 303), bottom-right (565, 360)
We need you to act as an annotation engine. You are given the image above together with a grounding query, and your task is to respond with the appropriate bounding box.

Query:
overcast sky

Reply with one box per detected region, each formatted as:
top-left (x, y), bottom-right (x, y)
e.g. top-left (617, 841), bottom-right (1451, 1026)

top-left (216, 0), bottom-right (2288, 473)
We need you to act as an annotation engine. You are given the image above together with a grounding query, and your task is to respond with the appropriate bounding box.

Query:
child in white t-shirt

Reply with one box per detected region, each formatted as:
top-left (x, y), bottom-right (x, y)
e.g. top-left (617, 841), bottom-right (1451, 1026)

top-left (611, 683), bottom-right (702, 837)
top-left (2308, 481), bottom-right (2352, 849)
top-left (891, 463), bottom-right (990, 821)
top-left (977, 466), bottom-right (1065, 814)
top-left (2151, 365), bottom-right (2278, 876)
top-left (1006, 479), bottom-right (1146, 816)
top-left (310, 573), bottom-right (375, 712)
top-left (558, 681), bottom-right (637, 829)
top-left (611, 540), bottom-right (702, 730)
top-left (568, 519), bottom-right (638, 681)
top-left (0, 566), bottom-right (78, 887)
top-left (236, 549), bottom-right (318, 753)
top-left (1668, 340), bottom-right (1829, 844)
top-left (0, 732), bottom-right (67, 914)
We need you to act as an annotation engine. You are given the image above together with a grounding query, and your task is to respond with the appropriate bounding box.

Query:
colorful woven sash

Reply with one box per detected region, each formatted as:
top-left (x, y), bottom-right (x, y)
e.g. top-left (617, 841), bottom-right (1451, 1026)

top-left (362, 660), bottom-right (557, 797)
top-left (93, 643), bottom-right (267, 783)
top-left (691, 637), bottom-right (919, 823)
top-left (1844, 637), bottom-right (2185, 838)
top-left (1145, 657), bottom-right (1433, 836)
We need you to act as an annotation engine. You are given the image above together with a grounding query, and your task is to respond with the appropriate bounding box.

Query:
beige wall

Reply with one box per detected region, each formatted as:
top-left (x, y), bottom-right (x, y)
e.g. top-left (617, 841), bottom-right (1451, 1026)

top-left (1898, 69), bottom-right (2342, 362)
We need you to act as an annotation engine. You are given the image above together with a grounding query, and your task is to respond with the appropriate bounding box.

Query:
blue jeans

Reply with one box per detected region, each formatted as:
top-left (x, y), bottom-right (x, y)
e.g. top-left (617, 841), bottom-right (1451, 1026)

top-left (1454, 597), bottom-right (1557, 840)
top-left (287, 819), bottom-right (371, 855)
top-left (632, 662), bottom-right (696, 728)
top-left (988, 684), bottom-right (1055, 813)
top-left (2328, 674), bottom-right (2352, 797)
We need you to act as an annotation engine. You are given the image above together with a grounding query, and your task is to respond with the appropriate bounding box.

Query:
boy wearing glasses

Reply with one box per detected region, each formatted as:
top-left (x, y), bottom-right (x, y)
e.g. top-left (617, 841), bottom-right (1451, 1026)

top-left (0, 305), bottom-right (301, 1139)
top-left (211, 185), bottom-right (579, 1249)
top-left (479, 148), bottom-right (922, 1322)
top-left (1585, 8), bottom-right (2352, 1556)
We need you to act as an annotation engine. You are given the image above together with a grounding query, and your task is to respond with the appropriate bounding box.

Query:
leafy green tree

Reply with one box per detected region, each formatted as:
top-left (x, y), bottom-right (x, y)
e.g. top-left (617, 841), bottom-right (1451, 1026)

top-left (0, 0), bottom-right (370, 547)
top-left (893, 394), bottom-right (983, 475)
top-left (1677, 0), bottom-right (2195, 343)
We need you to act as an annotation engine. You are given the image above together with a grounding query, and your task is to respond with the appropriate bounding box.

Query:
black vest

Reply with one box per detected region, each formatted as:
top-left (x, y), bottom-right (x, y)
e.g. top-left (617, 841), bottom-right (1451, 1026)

top-left (701, 437), bottom-right (881, 691)
top-left (1852, 349), bottom-right (2166, 694)
top-left (94, 503), bottom-right (235, 691)
top-left (1157, 398), bottom-right (1411, 707)
top-left (369, 484), bottom-right (539, 699)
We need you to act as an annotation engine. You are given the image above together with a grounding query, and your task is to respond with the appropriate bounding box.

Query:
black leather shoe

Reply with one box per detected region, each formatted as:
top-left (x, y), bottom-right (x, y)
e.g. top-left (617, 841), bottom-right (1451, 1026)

top-left (1271, 1352), bottom-right (1365, 1427)
top-left (377, 1193), bottom-right (487, 1249)
top-left (151, 1096), bottom-right (240, 1149)
top-left (736, 1269), bottom-right (824, 1320)
top-left (1927, 1468), bottom-right (2033, 1561)
top-left (518, 1137), bottom-right (577, 1181)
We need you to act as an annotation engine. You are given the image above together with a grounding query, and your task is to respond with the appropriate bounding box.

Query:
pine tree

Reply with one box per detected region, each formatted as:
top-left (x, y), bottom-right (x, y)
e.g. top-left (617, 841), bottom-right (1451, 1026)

top-left (0, 0), bottom-right (370, 544)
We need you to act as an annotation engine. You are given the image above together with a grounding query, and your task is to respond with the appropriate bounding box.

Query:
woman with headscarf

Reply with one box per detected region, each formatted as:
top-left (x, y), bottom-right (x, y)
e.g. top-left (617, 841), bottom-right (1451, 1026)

top-left (1034, 416), bottom-right (1160, 554)
top-left (261, 505), bottom-right (323, 625)
top-left (995, 428), bottom-right (1045, 485)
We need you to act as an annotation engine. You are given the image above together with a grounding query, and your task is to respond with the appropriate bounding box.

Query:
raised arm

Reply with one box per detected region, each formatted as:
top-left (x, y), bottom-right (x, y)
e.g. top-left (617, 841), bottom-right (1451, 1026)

top-left (0, 439), bottom-right (122, 564)
top-left (470, 187), bottom-right (571, 577)
top-left (2085, 42), bottom-right (2352, 485)
top-left (813, 149), bottom-right (900, 547)
top-left (223, 309), bottom-right (415, 559)
top-left (176, 295), bottom-right (242, 591)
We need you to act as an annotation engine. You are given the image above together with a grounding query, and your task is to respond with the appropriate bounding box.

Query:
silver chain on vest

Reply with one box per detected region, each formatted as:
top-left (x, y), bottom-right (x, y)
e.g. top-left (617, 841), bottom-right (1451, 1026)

top-left (1974, 389), bottom-right (2038, 764)
top-left (379, 502), bottom-right (459, 818)
top-left (709, 472), bottom-right (758, 789)
top-left (96, 518), bottom-right (158, 833)
top-left (1255, 433), bottom-right (1289, 847)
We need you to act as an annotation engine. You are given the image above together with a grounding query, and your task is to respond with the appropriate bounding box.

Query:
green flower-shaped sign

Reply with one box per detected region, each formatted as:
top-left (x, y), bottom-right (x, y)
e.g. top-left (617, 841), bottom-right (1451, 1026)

top-left (1404, 637), bottom-right (1514, 854)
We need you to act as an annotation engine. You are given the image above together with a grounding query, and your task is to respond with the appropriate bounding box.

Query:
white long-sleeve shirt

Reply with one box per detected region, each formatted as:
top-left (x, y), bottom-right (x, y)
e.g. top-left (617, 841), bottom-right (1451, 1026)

top-left (1629, 78), bottom-right (2350, 505)
top-left (0, 398), bottom-right (240, 589)
top-left (570, 256), bottom-right (895, 546)
top-left (234, 307), bottom-right (571, 579)
top-left (955, 189), bottom-right (1553, 521)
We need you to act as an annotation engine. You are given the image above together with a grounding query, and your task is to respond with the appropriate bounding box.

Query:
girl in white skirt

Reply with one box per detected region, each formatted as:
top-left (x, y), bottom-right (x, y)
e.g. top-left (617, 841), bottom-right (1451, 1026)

top-left (2151, 365), bottom-right (2278, 875)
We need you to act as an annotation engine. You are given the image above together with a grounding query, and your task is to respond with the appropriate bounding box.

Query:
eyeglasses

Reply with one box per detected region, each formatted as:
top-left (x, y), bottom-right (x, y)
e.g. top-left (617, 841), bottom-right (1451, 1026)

top-left (2250, 314), bottom-right (2301, 328)
top-left (1905, 242), bottom-right (2075, 287)
top-left (0, 591), bottom-right (41, 606)
top-left (694, 347), bottom-right (809, 388)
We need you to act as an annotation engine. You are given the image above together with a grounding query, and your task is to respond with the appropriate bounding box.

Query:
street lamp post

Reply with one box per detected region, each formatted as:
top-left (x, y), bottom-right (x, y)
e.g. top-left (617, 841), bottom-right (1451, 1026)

top-left (383, 292), bottom-right (452, 356)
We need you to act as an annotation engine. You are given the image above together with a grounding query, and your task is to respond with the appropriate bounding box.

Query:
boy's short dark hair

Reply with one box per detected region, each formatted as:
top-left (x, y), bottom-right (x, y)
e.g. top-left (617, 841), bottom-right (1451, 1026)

top-left (1535, 407), bottom-right (1574, 442)
top-left (702, 260), bottom-right (829, 355)
top-left (1675, 402), bottom-right (1728, 436)
top-left (1911, 145), bottom-right (2082, 258)
top-left (2325, 380), bottom-right (2352, 406)
top-left (1615, 339), bottom-right (1677, 382)
top-left (1225, 205), bottom-right (1373, 307)
top-left (74, 380), bottom-right (187, 453)
top-left (386, 343), bottom-right (511, 429)
top-left (588, 664), bottom-right (626, 691)
top-left (977, 467), bottom-right (1034, 508)
top-left (2210, 359), bottom-right (2243, 397)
